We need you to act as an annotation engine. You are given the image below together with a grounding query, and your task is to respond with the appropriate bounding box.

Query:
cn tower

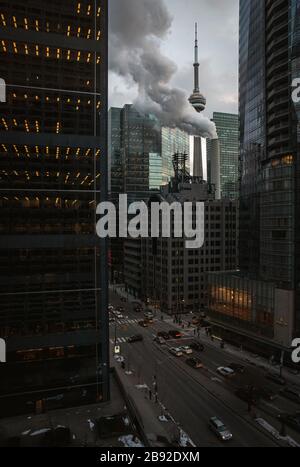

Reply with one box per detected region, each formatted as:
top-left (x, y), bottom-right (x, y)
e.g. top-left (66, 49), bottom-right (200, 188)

top-left (189, 23), bottom-right (206, 113)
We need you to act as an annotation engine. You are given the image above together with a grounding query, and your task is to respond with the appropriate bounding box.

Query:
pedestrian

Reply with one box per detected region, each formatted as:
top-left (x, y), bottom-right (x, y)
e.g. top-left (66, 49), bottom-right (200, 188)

top-left (149, 389), bottom-right (152, 400)
top-left (194, 329), bottom-right (196, 336)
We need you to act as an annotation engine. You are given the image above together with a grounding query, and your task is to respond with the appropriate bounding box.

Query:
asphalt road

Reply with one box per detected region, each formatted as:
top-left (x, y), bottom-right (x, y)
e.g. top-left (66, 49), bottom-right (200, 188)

top-left (109, 292), bottom-right (295, 447)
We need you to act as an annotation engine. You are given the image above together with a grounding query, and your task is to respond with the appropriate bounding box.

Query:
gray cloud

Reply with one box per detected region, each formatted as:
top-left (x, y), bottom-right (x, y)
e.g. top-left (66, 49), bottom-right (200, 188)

top-left (109, 0), bottom-right (217, 138)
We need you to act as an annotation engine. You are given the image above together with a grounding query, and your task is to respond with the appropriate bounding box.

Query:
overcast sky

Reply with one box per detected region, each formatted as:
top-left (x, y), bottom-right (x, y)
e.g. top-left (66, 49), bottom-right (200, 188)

top-left (108, 0), bottom-right (239, 120)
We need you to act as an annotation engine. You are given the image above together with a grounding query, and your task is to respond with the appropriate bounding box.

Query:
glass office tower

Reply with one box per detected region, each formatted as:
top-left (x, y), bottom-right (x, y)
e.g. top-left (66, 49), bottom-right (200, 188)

top-left (239, 0), bottom-right (266, 274)
top-left (109, 104), bottom-right (162, 288)
top-left (207, 112), bottom-right (239, 199)
top-left (0, 1), bottom-right (109, 407)
top-left (208, 0), bottom-right (300, 351)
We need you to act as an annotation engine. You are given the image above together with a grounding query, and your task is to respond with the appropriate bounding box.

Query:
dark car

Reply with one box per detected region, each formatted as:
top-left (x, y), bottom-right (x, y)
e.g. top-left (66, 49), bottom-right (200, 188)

top-left (281, 388), bottom-right (300, 403)
top-left (266, 373), bottom-right (286, 386)
top-left (168, 330), bottom-right (182, 339)
top-left (116, 306), bottom-right (125, 313)
top-left (121, 297), bottom-right (127, 303)
top-left (192, 316), bottom-right (200, 325)
top-left (157, 331), bottom-right (170, 340)
top-left (154, 336), bottom-right (166, 345)
top-left (186, 358), bottom-right (203, 369)
top-left (254, 387), bottom-right (277, 401)
top-left (209, 417), bottom-right (233, 442)
top-left (190, 342), bottom-right (205, 352)
top-left (138, 320), bottom-right (149, 328)
top-left (127, 334), bottom-right (143, 343)
top-left (228, 363), bottom-right (246, 374)
top-left (199, 319), bottom-right (211, 328)
top-left (235, 388), bottom-right (259, 404)
top-left (134, 306), bottom-right (142, 313)
top-left (284, 415), bottom-right (300, 434)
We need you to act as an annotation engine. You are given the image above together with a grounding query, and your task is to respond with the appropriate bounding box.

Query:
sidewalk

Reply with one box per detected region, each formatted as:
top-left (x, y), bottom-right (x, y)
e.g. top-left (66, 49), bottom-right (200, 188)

top-left (112, 358), bottom-right (193, 447)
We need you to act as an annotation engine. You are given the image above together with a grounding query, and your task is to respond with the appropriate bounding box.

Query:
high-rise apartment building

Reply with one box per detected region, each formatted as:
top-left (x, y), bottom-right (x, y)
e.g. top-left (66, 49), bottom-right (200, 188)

top-left (0, 1), bottom-right (109, 403)
top-left (142, 180), bottom-right (238, 315)
top-left (207, 112), bottom-right (239, 199)
top-left (208, 0), bottom-right (300, 354)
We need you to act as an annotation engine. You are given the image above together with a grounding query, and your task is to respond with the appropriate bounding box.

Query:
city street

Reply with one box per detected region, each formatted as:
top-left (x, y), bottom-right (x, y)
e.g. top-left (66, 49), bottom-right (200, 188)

top-left (109, 291), bottom-right (300, 447)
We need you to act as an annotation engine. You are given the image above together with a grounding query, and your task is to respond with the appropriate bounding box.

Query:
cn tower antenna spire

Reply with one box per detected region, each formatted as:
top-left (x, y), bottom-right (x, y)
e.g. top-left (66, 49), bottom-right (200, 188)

top-left (189, 22), bottom-right (206, 113)
top-left (195, 23), bottom-right (198, 63)
top-left (194, 22), bottom-right (199, 92)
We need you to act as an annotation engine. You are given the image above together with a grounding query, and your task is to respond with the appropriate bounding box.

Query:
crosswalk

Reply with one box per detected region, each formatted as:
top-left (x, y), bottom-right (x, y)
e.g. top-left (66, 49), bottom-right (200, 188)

top-left (110, 337), bottom-right (128, 344)
top-left (109, 318), bottom-right (140, 326)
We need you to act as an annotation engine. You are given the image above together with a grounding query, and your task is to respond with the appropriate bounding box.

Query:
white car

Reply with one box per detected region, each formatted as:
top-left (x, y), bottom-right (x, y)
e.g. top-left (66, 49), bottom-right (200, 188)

top-left (180, 346), bottom-right (193, 355)
top-left (115, 355), bottom-right (125, 363)
top-left (115, 312), bottom-right (124, 319)
top-left (217, 367), bottom-right (235, 377)
top-left (170, 347), bottom-right (183, 357)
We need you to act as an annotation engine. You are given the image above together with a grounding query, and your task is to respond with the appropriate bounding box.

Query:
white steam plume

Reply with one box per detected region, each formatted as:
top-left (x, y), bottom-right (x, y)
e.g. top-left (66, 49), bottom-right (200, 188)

top-left (109, 0), bottom-right (217, 139)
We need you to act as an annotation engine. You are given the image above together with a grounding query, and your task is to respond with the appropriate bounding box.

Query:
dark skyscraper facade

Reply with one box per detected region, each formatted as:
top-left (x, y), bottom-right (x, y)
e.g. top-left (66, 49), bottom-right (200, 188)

top-left (0, 1), bottom-right (109, 403)
top-left (291, 0), bottom-right (300, 336)
top-left (208, 0), bottom-right (300, 352)
top-left (239, 0), bottom-right (299, 289)
top-left (239, 0), bottom-right (266, 274)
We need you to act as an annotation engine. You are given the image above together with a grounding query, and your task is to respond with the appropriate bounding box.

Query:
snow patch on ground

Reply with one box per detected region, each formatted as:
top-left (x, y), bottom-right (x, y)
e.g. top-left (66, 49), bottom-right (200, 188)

top-left (87, 419), bottom-right (95, 431)
top-left (256, 418), bottom-right (300, 447)
top-left (29, 428), bottom-right (51, 437)
top-left (179, 429), bottom-right (195, 447)
top-left (135, 384), bottom-right (149, 390)
top-left (158, 415), bottom-right (169, 423)
top-left (119, 435), bottom-right (143, 447)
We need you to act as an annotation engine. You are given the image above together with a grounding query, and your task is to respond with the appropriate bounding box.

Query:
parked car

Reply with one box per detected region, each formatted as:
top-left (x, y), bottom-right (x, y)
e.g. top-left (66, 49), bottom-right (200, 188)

top-left (266, 373), bottom-right (286, 386)
top-left (209, 417), bottom-right (233, 441)
top-left (157, 331), bottom-right (170, 340)
top-left (168, 330), bottom-right (182, 339)
top-left (127, 334), bottom-right (143, 343)
top-left (154, 336), bottom-right (165, 345)
top-left (180, 346), bottom-right (193, 355)
top-left (281, 388), bottom-right (300, 403)
top-left (192, 317), bottom-right (200, 325)
top-left (138, 320), bottom-right (149, 328)
top-left (199, 319), bottom-right (211, 328)
top-left (284, 414), bottom-right (300, 434)
top-left (169, 347), bottom-right (183, 357)
top-left (190, 342), bottom-right (205, 352)
top-left (228, 363), bottom-right (246, 374)
top-left (235, 388), bottom-right (258, 404)
top-left (255, 387), bottom-right (277, 401)
top-left (186, 358), bottom-right (203, 369)
top-left (217, 367), bottom-right (235, 378)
